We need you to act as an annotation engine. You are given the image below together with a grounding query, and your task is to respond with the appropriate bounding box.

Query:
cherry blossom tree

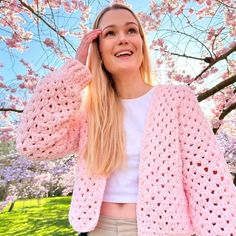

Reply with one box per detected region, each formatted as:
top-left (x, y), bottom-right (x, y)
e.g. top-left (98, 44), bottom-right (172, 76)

top-left (0, 152), bottom-right (75, 211)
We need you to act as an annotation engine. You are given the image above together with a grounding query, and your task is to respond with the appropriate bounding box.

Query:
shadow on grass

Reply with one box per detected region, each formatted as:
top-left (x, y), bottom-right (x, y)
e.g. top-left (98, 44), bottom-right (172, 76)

top-left (45, 197), bottom-right (71, 206)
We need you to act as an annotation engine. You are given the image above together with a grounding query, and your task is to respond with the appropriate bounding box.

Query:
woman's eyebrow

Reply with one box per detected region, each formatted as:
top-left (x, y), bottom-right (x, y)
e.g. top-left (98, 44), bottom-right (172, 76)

top-left (101, 22), bottom-right (138, 31)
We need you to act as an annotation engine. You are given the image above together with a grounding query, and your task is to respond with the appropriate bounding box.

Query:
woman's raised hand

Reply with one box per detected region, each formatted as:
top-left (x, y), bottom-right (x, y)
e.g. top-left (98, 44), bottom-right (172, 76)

top-left (75, 29), bottom-right (102, 65)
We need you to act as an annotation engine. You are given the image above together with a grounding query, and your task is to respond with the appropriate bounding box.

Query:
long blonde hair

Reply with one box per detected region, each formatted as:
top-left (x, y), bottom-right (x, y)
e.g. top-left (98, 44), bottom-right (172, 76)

top-left (83, 3), bottom-right (152, 178)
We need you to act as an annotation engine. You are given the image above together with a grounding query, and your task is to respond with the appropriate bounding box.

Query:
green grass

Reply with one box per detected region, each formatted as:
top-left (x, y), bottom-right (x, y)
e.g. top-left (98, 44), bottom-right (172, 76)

top-left (0, 196), bottom-right (78, 236)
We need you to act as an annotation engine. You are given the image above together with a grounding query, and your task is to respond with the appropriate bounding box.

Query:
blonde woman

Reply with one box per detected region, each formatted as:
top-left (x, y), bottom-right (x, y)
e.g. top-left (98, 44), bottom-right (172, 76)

top-left (16, 4), bottom-right (236, 236)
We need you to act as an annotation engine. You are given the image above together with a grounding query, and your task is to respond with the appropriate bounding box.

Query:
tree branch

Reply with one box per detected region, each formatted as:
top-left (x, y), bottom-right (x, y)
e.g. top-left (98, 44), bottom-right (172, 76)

top-left (18, 0), bottom-right (75, 51)
top-left (165, 51), bottom-right (205, 61)
top-left (196, 74), bottom-right (236, 134)
top-left (194, 44), bottom-right (236, 81)
top-left (213, 101), bottom-right (236, 134)
top-left (0, 108), bottom-right (23, 113)
top-left (215, 0), bottom-right (236, 9)
top-left (197, 74), bottom-right (236, 102)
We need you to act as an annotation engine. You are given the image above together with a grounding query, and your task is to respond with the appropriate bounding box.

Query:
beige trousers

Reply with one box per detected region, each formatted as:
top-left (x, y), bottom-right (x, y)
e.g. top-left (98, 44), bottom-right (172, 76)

top-left (88, 215), bottom-right (138, 236)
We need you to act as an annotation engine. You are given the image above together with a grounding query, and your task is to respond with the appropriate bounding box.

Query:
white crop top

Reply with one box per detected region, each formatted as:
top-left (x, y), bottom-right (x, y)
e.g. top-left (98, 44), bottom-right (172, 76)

top-left (103, 86), bottom-right (156, 203)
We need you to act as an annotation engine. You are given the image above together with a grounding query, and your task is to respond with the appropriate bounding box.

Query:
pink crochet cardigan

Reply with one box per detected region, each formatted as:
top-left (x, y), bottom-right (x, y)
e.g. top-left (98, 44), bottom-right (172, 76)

top-left (16, 59), bottom-right (236, 236)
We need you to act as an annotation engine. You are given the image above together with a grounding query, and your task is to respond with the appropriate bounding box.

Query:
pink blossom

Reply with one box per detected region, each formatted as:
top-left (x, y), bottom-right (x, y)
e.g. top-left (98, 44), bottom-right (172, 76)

top-left (5, 38), bottom-right (20, 48)
top-left (176, 5), bottom-right (184, 16)
top-left (71, 0), bottom-right (78, 9)
top-left (150, 1), bottom-right (161, 19)
top-left (197, 78), bottom-right (204, 84)
top-left (202, 71), bottom-right (210, 79)
top-left (167, 71), bottom-right (173, 78)
top-left (0, 133), bottom-right (13, 142)
top-left (9, 95), bottom-right (17, 101)
top-left (18, 83), bottom-right (26, 89)
top-left (151, 38), bottom-right (165, 49)
top-left (189, 8), bottom-right (194, 14)
top-left (43, 38), bottom-right (63, 57)
top-left (156, 59), bottom-right (163, 65)
top-left (189, 85), bottom-right (197, 91)
top-left (211, 119), bottom-right (223, 129)
top-left (42, 64), bottom-right (55, 71)
top-left (44, 0), bottom-right (62, 8)
top-left (0, 127), bottom-right (13, 132)
top-left (20, 79), bottom-right (38, 91)
top-left (64, 1), bottom-right (72, 13)
top-left (58, 29), bottom-right (67, 37)
top-left (16, 75), bottom-right (23, 80)
top-left (217, 27), bottom-right (225, 35)
top-left (22, 31), bottom-right (33, 41)
top-left (111, 0), bottom-right (127, 5)
top-left (28, 69), bottom-right (34, 75)
top-left (215, 46), bottom-right (230, 58)
top-left (207, 27), bottom-right (215, 40)
top-left (210, 67), bottom-right (218, 74)
top-left (0, 82), bottom-right (6, 88)
top-left (137, 12), bottom-right (160, 32)
top-left (206, 0), bottom-right (212, 6)
top-left (43, 38), bottom-right (55, 47)
top-left (19, 59), bottom-right (29, 67)
top-left (211, 109), bottom-right (219, 116)
top-left (196, 0), bottom-right (206, 5)
top-left (157, 38), bottom-right (164, 47)
top-left (78, 0), bottom-right (91, 13)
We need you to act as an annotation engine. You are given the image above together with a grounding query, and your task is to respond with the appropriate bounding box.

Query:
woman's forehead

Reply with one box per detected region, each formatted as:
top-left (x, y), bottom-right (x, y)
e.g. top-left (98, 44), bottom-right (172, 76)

top-left (98, 9), bottom-right (138, 29)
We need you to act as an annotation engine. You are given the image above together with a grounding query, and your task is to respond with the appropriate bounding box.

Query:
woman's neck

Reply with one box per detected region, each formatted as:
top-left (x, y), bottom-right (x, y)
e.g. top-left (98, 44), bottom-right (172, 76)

top-left (112, 72), bottom-right (152, 99)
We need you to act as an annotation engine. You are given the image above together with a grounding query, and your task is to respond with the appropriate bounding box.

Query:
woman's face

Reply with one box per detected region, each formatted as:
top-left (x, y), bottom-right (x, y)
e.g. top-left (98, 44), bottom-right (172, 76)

top-left (98, 9), bottom-right (143, 77)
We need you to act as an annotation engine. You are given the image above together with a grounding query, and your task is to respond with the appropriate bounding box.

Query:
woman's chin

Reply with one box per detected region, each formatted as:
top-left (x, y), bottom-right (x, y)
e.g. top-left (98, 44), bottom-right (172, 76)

top-left (111, 65), bottom-right (140, 75)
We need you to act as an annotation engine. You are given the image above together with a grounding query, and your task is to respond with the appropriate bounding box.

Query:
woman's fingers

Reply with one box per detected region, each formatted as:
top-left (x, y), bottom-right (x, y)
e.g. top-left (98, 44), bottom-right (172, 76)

top-left (82, 29), bottom-right (101, 44)
top-left (76, 29), bottom-right (102, 64)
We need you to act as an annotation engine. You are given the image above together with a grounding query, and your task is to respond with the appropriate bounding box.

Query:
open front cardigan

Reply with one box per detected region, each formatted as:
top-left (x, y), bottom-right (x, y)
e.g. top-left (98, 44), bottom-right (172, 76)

top-left (16, 59), bottom-right (236, 236)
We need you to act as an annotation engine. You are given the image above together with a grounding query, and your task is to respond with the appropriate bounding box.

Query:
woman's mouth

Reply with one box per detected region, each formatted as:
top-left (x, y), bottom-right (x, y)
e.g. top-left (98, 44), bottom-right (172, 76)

top-left (114, 50), bottom-right (133, 57)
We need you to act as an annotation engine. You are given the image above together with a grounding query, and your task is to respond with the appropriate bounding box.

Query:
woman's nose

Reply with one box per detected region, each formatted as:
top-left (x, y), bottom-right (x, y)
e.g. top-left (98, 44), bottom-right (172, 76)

top-left (117, 32), bottom-right (128, 45)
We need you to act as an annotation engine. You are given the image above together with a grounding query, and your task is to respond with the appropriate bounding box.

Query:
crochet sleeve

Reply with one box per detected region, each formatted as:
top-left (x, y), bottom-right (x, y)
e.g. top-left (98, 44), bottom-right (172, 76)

top-left (16, 59), bottom-right (90, 161)
top-left (178, 86), bottom-right (236, 236)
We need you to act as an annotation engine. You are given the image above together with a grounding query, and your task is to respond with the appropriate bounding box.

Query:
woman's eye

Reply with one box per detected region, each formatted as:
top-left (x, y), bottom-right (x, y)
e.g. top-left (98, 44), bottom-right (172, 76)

top-left (105, 31), bottom-right (115, 37)
top-left (128, 28), bottom-right (138, 34)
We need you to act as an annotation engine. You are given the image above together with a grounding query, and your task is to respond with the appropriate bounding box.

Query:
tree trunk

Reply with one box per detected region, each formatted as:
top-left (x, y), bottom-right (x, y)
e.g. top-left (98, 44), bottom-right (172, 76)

top-left (8, 202), bottom-right (15, 212)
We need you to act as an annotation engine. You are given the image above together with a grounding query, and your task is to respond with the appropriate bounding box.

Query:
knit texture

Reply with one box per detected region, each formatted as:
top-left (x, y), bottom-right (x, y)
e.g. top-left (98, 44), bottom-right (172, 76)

top-left (16, 59), bottom-right (236, 236)
top-left (16, 59), bottom-right (90, 160)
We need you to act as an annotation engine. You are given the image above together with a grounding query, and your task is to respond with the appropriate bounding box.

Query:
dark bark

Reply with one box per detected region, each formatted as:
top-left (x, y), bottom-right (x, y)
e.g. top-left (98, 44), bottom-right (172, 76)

top-left (8, 201), bottom-right (15, 212)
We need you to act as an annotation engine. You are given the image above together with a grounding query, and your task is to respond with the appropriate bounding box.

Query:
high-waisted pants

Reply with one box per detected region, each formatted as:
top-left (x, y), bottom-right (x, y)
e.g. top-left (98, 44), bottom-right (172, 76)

top-left (78, 214), bottom-right (138, 236)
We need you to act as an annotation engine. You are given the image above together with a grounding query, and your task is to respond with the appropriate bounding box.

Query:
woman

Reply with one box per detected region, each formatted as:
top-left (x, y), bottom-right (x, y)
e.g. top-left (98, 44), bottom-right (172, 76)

top-left (16, 3), bottom-right (236, 236)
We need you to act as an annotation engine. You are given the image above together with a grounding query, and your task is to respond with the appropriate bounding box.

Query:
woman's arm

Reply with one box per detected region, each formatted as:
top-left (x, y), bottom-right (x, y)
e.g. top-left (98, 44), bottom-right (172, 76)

top-left (16, 28), bottom-right (102, 161)
top-left (16, 59), bottom-right (90, 160)
top-left (178, 86), bottom-right (236, 236)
